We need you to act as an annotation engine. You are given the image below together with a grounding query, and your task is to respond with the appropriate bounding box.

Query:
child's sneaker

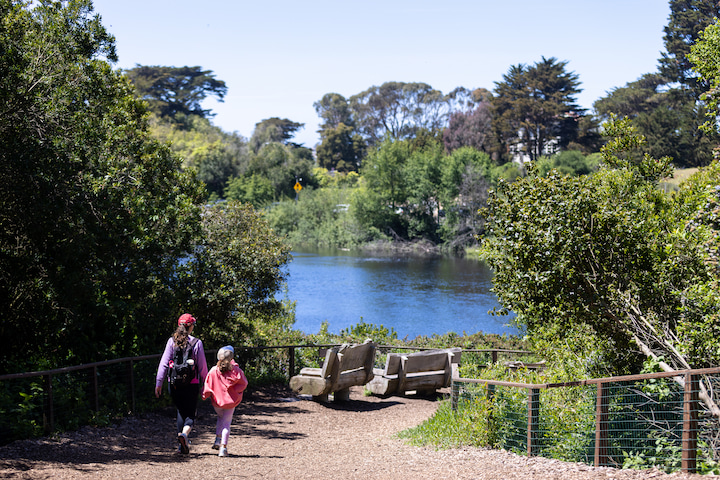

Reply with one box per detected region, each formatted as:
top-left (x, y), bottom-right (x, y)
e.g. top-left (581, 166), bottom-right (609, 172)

top-left (212, 436), bottom-right (221, 450)
top-left (218, 446), bottom-right (228, 457)
top-left (177, 432), bottom-right (189, 454)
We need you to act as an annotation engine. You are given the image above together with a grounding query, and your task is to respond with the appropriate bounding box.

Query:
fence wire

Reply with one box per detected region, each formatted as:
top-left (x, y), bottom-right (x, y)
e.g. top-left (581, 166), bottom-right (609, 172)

top-left (452, 373), bottom-right (720, 473)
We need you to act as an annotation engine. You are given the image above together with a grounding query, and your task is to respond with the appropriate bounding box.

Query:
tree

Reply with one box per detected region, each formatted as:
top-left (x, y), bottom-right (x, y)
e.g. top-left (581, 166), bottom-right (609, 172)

top-left (439, 147), bottom-right (494, 250)
top-left (189, 143), bottom-right (241, 199)
top-left (0, 0), bottom-right (206, 371)
top-left (224, 173), bottom-right (275, 207)
top-left (593, 2), bottom-right (720, 168)
top-left (179, 201), bottom-right (292, 345)
top-left (594, 74), bottom-right (666, 119)
top-left (402, 141), bottom-right (444, 241)
top-left (569, 115), bottom-right (604, 154)
top-left (248, 142), bottom-right (315, 199)
top-left (550, 150), bottom-right (596, 176)
top-left (314, 93), bottom-right (354, 130)
top-left (354, 137), bottom-right (494, 244)
top-left (443, 93), bottom-right (493, 153)
top-left (0, 0), bottom-right (293, 374)
top-left (150, 114), bottom-right (251, 200)
top-left (480, 113), bottom-right (720, 416)
top-left (250, 117), bottom-right (306, 151)
top-left (349, 82), bottom-right (457, 146)
top-left (315, 123), bottom-right (366, 172)
top-left (689, 17), bottom-right (720, 135)
top-left (353, 138), bottom-right (412, 239)
top-left (491, 57), bottom-right (583, 162)
top-left (595, 74), bottom-right (716, 167)
top-left (659, 0), bottom-right (720, 93)
top-left (125, 65), bottom-right (227, 119)
top-left (314, 93), bottom-right (367, 172)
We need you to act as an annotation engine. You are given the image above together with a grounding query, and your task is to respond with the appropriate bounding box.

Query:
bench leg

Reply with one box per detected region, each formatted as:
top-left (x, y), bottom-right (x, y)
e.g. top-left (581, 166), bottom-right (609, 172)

top-left (312, 393), bottom-right (329, 402)
top-left (333, 388), bottom-right (350, 402)
top-left (417, 389), bottom-right (437, 397)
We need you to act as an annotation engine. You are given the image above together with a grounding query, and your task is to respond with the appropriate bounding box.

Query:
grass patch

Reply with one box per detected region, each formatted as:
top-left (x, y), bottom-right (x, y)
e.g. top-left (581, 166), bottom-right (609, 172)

top-left (398, 399), bottom-right (487, 449)
top-left (662, 167), bottom-right (699, 188)
top-left (669, 167), bottom-right (699, 185)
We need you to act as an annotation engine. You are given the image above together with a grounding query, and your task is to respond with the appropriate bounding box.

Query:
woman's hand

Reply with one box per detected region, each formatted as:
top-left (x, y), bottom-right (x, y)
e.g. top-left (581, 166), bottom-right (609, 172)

top-left (155, 385), bottom-right (162, 398)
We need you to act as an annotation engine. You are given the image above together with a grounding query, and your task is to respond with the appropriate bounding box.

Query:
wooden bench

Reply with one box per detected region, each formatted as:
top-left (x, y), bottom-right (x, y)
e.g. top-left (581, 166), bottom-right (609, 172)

top-left (365, 348), bottom-right (461, 396)
top-left (504, 360), bottom-right (546, 371)
top-left (289, 339), bottom-right (376, 402)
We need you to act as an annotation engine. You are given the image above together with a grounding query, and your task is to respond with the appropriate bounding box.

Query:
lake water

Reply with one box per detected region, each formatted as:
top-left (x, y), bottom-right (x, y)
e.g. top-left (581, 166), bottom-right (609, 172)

top-left (281, 248), bottom-right (516, 340)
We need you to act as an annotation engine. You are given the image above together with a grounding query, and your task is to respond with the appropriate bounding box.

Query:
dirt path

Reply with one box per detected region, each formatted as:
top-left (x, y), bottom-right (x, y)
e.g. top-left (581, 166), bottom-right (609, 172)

top-left (0, 385), bottom-right (705, 479)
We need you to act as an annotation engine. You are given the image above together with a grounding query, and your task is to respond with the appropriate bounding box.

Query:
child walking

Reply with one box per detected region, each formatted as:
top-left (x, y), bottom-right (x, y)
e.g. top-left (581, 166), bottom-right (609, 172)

top-left (202, 345), bottom-right (248, 457)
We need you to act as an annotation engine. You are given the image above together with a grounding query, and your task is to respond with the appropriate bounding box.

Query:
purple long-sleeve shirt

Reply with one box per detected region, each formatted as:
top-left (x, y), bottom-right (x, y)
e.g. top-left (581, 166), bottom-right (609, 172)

top-left (155, 335), bottom-right (208, 388)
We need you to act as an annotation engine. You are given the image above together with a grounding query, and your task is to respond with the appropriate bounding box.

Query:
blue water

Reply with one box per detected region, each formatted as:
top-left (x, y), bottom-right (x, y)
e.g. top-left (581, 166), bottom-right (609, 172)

top-left (280, 249), bottom-right (516, 339)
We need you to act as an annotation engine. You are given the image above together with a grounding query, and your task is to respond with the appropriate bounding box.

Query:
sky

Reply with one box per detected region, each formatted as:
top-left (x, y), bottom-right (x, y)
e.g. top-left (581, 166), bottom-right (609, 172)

top-left (90, 1), bottom-right (671, 149)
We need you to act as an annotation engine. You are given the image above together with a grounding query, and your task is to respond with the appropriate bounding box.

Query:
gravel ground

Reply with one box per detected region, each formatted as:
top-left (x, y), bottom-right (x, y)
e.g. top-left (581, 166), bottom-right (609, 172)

top-left (0, 385), bottom-right (707, 480)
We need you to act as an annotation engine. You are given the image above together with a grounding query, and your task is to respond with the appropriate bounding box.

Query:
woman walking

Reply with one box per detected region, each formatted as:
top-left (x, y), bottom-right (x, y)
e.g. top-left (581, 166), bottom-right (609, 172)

top-left (202, 345), bottom-right (248, 457)
top-left (155, 313), bottom-right (208, 454)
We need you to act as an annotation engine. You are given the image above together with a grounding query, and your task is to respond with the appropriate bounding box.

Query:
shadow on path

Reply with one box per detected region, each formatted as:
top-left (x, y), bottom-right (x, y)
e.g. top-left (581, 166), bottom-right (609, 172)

top-left (0, 383), bottom-right (437, 477)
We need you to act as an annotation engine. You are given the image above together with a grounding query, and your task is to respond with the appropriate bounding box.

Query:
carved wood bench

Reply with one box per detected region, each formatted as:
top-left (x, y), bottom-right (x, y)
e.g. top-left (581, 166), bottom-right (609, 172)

top-left (289, 339), bottom-right (376, 402)
top-left (365, 348), bottom-right (461, 396)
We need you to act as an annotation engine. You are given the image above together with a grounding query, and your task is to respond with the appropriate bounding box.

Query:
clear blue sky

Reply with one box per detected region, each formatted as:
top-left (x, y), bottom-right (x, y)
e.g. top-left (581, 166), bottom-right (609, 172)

top-left (91, 1), bottom-right (671, 148)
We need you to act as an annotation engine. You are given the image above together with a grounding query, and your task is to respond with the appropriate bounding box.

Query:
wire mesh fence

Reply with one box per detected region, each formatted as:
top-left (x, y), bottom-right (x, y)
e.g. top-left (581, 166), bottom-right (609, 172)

top-left (451, 368), bottom-right (720, 474)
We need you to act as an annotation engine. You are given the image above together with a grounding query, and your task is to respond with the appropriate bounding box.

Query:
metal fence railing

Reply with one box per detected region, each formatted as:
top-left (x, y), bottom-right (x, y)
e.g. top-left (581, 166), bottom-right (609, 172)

top-left (450, 366), bottom-right (720, 474)
top-left (0, 344), bottom-right (529, 445)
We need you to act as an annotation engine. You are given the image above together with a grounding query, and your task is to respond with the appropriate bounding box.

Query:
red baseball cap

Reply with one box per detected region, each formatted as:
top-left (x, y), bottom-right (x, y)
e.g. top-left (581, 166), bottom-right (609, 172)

top-left (177, 313), bottom-right (196, 326)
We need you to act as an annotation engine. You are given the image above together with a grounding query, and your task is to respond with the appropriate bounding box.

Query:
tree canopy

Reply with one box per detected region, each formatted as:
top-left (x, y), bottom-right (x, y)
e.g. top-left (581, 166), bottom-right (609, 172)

top-left (314, 93), bottom-right (354, 130)
top-left (689, 17), bottom-right (720, 137)
top-left (0, 0), bottom-right (291, 373)
top-left (480, 112), bottom-right (720, 394)
top-left (125, 65), bottom-right (227, 119)
top-left (0, 0), bottom-right (207, 370)
top-left (315, 123), bottom-right (366, 173)
top-left (491, 57), bottom-right (583, 162)
top-left (348, 82), bottom-right (469, 146)
top-left (443, 95), bottom-right (493, 153)
top-left (593, 1), bottom-right (720, 168)
top-left (659, 0), bottom-right (720, 92)
top-left (250, 117), bottom-right (306, 151)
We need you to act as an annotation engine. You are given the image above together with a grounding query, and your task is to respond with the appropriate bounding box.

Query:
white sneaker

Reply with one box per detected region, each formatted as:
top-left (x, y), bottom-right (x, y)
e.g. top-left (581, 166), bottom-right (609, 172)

top-left (218, 446), bottom-right (228, 457)
top-left (177, 432), bottom-right (189, 454)
top-left (212, 436), bottom-right (221, 450)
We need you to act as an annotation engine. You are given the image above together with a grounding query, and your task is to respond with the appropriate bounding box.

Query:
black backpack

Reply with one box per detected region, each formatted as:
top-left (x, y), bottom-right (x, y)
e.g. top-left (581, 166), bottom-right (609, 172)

top-left (168, 338), bottom-right (199, 386)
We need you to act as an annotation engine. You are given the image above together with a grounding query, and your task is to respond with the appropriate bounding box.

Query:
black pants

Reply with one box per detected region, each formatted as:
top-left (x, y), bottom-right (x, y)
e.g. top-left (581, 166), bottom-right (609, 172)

top-left (169, 383), bottom-right (200, 433)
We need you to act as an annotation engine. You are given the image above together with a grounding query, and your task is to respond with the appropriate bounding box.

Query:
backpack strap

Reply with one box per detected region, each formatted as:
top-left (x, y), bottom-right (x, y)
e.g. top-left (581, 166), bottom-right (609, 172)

top-left (188, 337), bottom-right (199, 380)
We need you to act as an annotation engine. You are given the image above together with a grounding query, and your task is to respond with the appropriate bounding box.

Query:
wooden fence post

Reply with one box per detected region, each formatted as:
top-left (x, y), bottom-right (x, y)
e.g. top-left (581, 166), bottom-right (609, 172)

top-left (92, 366), bottom-right (99, 412)
top-left (288, 347), bottom-right (295, 380)
top-left (527, 388), bottom-right (540, 456)
top-left (594, 381), bottom-right (609, 467)
top-left (450, 363), bottom-right (459, 412)
top-left (44, 374), bottom-right (53, 434)
top-left (128, 360), bottom-right (136, 414)
top-left (682, 373), bottom-right (699, 474)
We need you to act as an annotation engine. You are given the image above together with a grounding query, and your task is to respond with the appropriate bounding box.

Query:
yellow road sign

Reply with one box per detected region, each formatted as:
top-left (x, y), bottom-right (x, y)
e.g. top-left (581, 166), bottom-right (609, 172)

top-left (294, 181), bottom-right (302, 192)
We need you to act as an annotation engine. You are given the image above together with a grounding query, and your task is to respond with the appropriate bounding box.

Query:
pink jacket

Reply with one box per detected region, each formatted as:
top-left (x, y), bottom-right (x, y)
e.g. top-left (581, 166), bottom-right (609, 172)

top-left (202, 360), bottom-right (248, 409)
